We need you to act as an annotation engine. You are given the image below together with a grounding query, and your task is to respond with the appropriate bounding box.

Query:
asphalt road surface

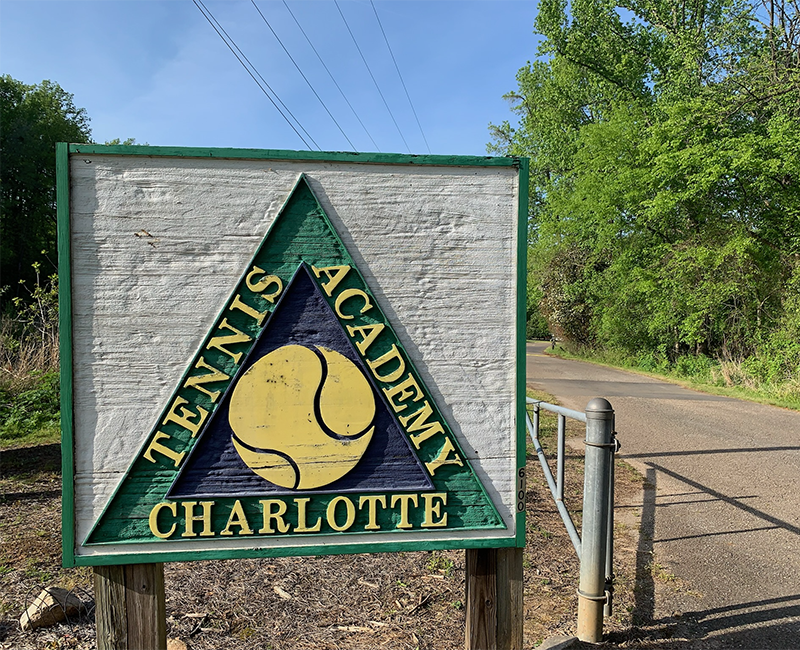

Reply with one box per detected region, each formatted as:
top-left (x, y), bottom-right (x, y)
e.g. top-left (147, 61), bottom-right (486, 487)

top-left (526, 341), bottom-right (800, 649)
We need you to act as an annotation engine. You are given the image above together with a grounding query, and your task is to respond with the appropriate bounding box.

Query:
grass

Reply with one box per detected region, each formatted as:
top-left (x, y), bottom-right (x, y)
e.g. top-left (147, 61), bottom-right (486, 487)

top-left (0, 370), bottom-right (61, 449)
top-left (549, 345), bottom-right (800, 411)
top-left (1, 267), bottom-right (61, 450)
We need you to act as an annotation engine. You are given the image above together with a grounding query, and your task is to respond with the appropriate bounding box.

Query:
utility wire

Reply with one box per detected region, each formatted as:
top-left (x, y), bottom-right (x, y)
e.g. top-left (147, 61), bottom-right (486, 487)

top-left (195, 0), bottom-right (319, 149)
top-left (370, 1), bottom-right (430, 154)
top-left (250, 0), bottom-right (357, 151)
top-left (282, 0), bottom-right (381, 152)
top-left (192, 0), bottom-right (319, 150)
top-left (334, 0), bottom-right (411, 153)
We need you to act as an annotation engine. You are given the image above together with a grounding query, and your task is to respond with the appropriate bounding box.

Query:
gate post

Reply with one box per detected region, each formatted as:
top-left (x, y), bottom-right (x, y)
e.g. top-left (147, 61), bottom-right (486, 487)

top-left (576, 398), bottom-right (614, 643)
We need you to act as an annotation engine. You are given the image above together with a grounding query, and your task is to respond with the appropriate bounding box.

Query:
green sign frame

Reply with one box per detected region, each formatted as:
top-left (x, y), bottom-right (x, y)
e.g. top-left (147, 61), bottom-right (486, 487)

top-left (58, 144), bottom-right (529, 567)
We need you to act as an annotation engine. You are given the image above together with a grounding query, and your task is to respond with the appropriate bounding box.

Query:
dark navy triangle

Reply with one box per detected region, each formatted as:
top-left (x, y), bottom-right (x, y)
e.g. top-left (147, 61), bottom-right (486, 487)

top-left (167, 263), bottom-right (434, 498)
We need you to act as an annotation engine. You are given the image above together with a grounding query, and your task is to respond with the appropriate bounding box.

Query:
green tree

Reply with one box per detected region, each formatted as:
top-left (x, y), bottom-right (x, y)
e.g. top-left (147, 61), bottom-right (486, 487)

top-left (1, 76), bottom-right (92, 297)
top-left (492, 0), bottom-right (800, 365)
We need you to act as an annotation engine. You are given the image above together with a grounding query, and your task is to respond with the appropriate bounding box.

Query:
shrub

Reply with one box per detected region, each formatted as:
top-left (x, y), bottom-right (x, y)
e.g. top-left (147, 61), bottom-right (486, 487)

top-left (674, 354), bottom-right (713, 380)
top-left (0, 265), bottom-right (60, 447)
top-left (0, 370), bottom-right (60, 445)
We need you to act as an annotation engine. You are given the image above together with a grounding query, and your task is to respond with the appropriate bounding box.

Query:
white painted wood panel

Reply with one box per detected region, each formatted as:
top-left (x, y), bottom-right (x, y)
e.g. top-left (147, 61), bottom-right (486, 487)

top-left (69, 154), bottom-right (519, 556)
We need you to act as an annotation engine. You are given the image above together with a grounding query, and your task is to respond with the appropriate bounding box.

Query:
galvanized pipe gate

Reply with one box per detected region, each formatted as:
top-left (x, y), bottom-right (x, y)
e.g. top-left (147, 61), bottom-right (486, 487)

top-left (525, 397), bottom-right (619, 643)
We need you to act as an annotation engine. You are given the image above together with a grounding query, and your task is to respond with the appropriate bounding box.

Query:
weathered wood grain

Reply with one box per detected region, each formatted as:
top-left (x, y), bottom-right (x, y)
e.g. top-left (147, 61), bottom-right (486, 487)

top-left (496, 547), bottom-right (524, 650)
top-left (125, 563), bottom-right (166, 649)
top-left (70, 156), bottom-right (520, 558)
top-left (94, 565), bottom-right (127, 649)
top-left (465, 548), bottom-right (498, 650)
top-left (464, 547), bottom-right (523, 650)
top-left (94, 563), bottom-right (166, 650)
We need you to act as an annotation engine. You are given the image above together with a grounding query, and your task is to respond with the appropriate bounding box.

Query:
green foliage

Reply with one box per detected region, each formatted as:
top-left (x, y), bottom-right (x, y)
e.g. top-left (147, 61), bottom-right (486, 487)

top-left (103, 137), bottom-right (137, 145)
top-left (526, 306), bottom-right (551, 340)
top-left (426, 552), bottom-right (455, 577)
top-left (7, 262), bottom-right (60, 353)
top-left (536, 245), bottom-right (600, 346)
top-left (0, 75), bottom-right (92, 299)
top-left (673, 353), bottom-right (713, 379)
top-left (1, 266), bottom-right (61, 448)
top-left (526, 252), bottom-right (552, 339)
top-left (0, 370), bottom-right (60, 447)
top-left (493, 1), bottom-right (800, 391)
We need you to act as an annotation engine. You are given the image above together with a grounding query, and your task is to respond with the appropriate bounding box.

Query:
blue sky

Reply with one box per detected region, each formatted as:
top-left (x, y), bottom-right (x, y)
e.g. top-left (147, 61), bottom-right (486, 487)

top-left (0, 0), bottom-right (542, 156)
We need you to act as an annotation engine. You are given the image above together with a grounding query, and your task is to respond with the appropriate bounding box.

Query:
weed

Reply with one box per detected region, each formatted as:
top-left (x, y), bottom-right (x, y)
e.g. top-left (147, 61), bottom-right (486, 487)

top-left (651, 561), bottom-right (677, 584)
top-left (426, 553), bottom-right (455, 577)
top-left (23, 558), bottom-right (53, 583)
top-left (529, 524), bottom-right (553, 540)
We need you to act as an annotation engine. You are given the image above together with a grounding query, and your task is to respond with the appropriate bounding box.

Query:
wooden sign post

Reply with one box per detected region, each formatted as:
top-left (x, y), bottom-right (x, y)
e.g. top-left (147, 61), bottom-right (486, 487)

top-left (94, 563), bottom-right (165, 649)
top-left (466, 547), bottom-right (524, 650)
top-left (58, 145), bottom-right (527, 647)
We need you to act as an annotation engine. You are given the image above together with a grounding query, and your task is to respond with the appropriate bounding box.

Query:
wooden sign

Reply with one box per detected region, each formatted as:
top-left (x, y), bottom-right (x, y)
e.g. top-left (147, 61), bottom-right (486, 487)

top-left (58, 145), bottom-right (528, 566)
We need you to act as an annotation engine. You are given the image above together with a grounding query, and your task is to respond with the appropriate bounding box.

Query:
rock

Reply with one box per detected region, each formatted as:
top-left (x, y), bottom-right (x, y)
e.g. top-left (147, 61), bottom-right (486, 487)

top-left (167, 639), bottom-right (189, 650)
top-left (537, 635), bottom-right (579, 650)
top-left (19, 587), bottom-right (86, 631)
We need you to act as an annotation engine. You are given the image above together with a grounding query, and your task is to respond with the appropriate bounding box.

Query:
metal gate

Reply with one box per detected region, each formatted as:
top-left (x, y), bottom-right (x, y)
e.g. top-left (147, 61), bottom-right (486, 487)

top-left (525, 397), bottom-right (619, 642)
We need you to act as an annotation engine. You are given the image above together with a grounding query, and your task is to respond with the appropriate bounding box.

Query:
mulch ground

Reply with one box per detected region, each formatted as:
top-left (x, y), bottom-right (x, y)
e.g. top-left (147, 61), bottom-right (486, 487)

top-left (1, 415), bottom-right (699, 650)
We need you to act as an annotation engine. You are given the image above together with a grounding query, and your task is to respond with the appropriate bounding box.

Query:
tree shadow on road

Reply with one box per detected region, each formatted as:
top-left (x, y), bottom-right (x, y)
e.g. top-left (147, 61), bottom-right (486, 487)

top-left (608, 463), bottom-right (800, 648)
top-left (632, 467), bottom-right (657, 626)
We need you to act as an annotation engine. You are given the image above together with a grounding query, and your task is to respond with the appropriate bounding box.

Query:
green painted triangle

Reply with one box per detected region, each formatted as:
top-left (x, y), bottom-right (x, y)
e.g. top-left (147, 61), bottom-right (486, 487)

top-left (86, 175), bottom-right (504, 547)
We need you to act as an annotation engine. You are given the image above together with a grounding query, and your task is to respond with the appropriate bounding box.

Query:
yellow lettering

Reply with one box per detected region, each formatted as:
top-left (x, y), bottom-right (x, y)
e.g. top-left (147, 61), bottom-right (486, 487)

top-left (425, 439), bottom-right (464, 476)
top-left (334, 288), bottom-right (373, 320)
top-left (358, 495), bottom-right (387, 531)
top-left (181, 501), bottom-right (215, 538)
top-left (383, 373), bottom-right (424, 413)
top-left (346, 322), bottom-right (385, 356)
top-left (311, 264), bottom-right (350, 297)
top-left (148, 502), bottom-right (178, 539)
top-left (229, 294), bottom-right (268, 326)
top-left (421, 493), bottom-right (448, 528)
top-left (259, 499), bottom-right (290, 534)
top-left (182, 357), bottom-right (229, 403)
top-left (163, 396), bottom-right (209, 438)
top-left (143, 431), bottom-right (186, 467)
top-left (220, 500), bottom-right (253, 536)
top-left (245, 266), bottom-right (283, 303)
top-left (367, 345), bottom-right (406, 383)
top-left (295, 497), bottom-right (322, 533)
top-left (326, 496), bottom-right (356, 532)
top-left (390, 494), bottom-right (418, 529)
top-left (399, 402), bottom-right (445, 448)
top-left (206, 318), bottom-right (253, 364)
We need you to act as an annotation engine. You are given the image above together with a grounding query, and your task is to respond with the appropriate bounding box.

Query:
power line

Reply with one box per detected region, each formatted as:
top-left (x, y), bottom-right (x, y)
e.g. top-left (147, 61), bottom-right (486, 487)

top-left (192, 0), bottom-right (319, 150)
top-left (195, 0), bottom-right (319, 149)
top-left (334, 0), bottom-right (412, 153)
top-left (250, 0), bottom-right (357, 151)
top-left (281, 0), bottom-right (381, 152)
top-left (370, 1), bottom-right (430, 154)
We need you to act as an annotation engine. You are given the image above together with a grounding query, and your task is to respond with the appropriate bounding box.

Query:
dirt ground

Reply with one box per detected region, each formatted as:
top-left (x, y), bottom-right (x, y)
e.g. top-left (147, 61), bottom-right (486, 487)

top-left (1, 407), bottom-right (701, 649)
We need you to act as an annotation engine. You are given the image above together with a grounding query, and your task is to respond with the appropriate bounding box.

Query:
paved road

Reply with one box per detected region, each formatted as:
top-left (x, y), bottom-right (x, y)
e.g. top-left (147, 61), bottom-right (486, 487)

top-left (526, 341), bottom-right (800, 648)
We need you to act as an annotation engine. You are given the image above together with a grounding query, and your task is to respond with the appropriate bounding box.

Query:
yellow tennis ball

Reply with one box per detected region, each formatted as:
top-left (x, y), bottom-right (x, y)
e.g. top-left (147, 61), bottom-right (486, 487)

top-left (229, 344), bottom-right (375, 490)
